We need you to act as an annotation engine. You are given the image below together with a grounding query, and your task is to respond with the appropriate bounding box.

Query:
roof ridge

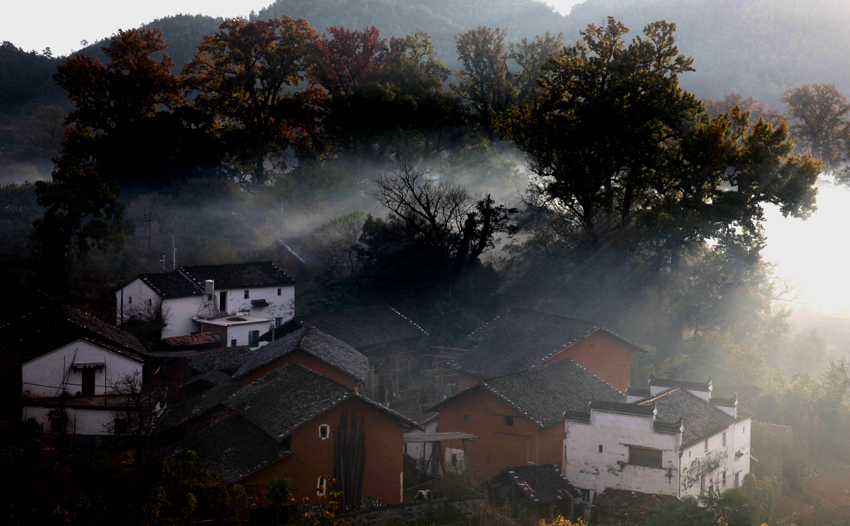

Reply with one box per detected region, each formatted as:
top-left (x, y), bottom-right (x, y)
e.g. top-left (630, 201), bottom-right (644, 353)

top-left (566, 358), bottom-right (624, 396)
top-left (388, 305), bottom-right (429, 335)
top-left (175, 267), bottom-right (204, 292)
top-left (638, 387), bottom-right (680, 405)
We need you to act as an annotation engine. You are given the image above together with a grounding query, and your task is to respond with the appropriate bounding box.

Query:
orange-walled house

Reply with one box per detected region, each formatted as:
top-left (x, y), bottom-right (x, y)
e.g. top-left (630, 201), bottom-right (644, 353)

top-left (162, 363), bottom-right (420, 507)
top-left (430, 359), bottom-right (623, 483)
top-left (233, 326), bottom-right (368, 391)
top-left (450, 308), bottom-right (644, 393)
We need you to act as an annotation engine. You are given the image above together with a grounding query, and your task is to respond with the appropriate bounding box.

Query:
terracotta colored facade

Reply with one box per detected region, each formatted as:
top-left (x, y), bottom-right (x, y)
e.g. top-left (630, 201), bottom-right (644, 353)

top-left (456, 330), bottom-right (632, 394)
top-left (240, 397), bottom-right (405, 505)
top-left (240, 349), bottom-right (359, 391)
top-left (437, 388), bottom-right (564, 483)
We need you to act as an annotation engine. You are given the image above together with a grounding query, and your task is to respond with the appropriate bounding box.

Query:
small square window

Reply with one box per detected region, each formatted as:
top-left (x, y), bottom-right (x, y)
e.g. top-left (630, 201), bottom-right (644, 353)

top-left (231, 339), bottom-right (237, 347)
top-left (319, 424), bottom-right (330, 440)
top-left (598, 445), bottom-right (603, 453)
top-left (244, 290), bottom-right (249, 299)
top-left (277, 288), bottom-right (282, 296)
top-left (504, 416), bottom-right (514, 426)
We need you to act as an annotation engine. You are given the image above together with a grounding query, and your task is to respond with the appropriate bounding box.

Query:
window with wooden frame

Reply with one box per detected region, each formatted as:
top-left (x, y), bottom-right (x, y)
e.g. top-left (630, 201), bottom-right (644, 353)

top-left (628, 446), bottom-right (663, 468)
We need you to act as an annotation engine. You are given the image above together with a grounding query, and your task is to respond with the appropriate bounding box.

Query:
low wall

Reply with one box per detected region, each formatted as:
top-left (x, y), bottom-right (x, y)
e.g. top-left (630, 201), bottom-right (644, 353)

top-left (337, 494), bottom-right (484, 526)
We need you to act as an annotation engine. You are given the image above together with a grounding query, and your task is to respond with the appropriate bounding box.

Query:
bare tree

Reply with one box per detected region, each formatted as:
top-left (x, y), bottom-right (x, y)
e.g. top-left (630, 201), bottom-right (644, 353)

top-left (373, 161), bottom-right (517, 277)
top-left (103, 371), bottom-right (166, 447)
top-left (306, 211), bottom-right (366, 278)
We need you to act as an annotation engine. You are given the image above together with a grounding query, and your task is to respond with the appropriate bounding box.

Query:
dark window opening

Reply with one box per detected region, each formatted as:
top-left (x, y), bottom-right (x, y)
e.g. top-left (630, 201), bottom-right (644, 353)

top-left (629, 447), bottom-right (662, 468)
top-left (722, 432), bottom-right (727, 446)
top-left (248, 330), bottom-right (259, 347)
top-left (81, 368), bottom-right (95, 397)
top-left (128, 296), bottom-right (132, 304)
top-left (244, 290), bottom-right (249, 299)
top-left (219, 291), bottom-right (227, 311)
top-left (231, 339), bottom-right (237, 347)
top-left (319, 424), bottom-right (329, 439)
top-left (275, 317), bottom-right (282, 327)
top-left (114, 418), bottom-right (128, 434)
top-left (277, 288), bottom-right (282, 296)
top-left (504, 416), bottom-right (514, 426)
top-left (704, 438), bottom-right (709, 451)
top-left (451, 453), bottom-right (458, 466)
top-left (598, 445), bottom-right (603, 453)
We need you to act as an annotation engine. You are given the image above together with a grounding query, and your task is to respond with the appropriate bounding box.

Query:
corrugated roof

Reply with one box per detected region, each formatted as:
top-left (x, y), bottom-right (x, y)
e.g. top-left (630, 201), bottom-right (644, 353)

top-left (234, 327), bottom-right (368, 382)
top-left (135, 262), bottom-right (295, 298)
top-left (302, 305), bottom-right (427, 349)
top-left (450, 308), bottom-right (641, 379)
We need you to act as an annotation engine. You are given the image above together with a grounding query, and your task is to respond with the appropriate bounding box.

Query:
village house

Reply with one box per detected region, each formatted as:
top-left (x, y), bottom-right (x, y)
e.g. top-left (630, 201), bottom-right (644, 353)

top-left (301, 305), bottom-right (428, 403)
top-left (233, 325), bottom-right (368, 391)
top-left (162, 363), bottom-right (420, 507)
top-left (1, 301), bottom-right (152, 440)
top-left (450, 308), bottom-right (644, 393)
top-left (430, 358), bottom-right (623, 483)
top-left (562, 376), bottom-right (751, 507)
top-left (487, 463), bottom-right (581, 520)
top-left (116, 262), bottom-right (295, 344)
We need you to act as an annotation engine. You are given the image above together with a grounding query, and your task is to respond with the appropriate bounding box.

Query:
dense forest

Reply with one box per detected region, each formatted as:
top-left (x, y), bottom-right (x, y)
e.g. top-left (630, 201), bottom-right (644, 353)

top-left (2, 1), bottom-right (850, 523)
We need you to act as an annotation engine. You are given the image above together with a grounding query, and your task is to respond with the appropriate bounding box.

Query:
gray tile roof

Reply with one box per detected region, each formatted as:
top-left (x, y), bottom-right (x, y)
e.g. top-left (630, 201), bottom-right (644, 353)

top-left (187, 346), bottom-right (253, 376)
top-left (225, 363), bottom-right (354, 442)
top-left (433, 359), bottom-right (623, 429)
top-left (135, 262), bottom-right (294, 298)
top-left (450, 308), bottom-right (641, 379)
top-left (638, 388), bottom-right (735, 447)
top-left (162, 414), bottom-right (290, 485)
top-left (233, 327), bottom-right (368, 382)
top-left (1, 302), bottom-right (147, 363)
top-left (649, 375), bottom-right (712, 392)
top-left (182, 369), bottom-right (232, 388)
top-left (491, 464), bottom-right (579, 503)
top-left (301, 305), bottom-right (427, 349)
top-left (160, 379), bottom-right (243, 430)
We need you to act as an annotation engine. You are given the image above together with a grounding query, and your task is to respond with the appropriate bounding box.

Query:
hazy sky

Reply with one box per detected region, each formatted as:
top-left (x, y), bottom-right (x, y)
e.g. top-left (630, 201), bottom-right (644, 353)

top-left (2, 0), bottom-right (583, 56)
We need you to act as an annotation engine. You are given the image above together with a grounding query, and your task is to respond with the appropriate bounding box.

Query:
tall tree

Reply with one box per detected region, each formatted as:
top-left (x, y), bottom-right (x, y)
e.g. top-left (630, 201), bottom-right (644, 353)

top-left (782, 83), bottom-right (850, 171)
top-left (184, 16), bottom-right (326, 185)
top-left (31, 160), bottom-right (135, 290)
top-left (309, 25), bottom-right (389, 96)
top-left (508, 31), bottom-right (564, 105)
top-left (498, 18), bottom-right (819, 351)
top-left (452, 27), bottom-right (515, 130)
top-left (53, 28), bottom-right (220, 191)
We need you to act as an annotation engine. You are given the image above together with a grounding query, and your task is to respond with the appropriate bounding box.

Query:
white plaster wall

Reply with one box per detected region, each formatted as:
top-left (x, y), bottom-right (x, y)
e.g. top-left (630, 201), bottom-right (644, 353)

top-left (679, 420), bottom-right (750, 497)
top-left (161, 296), bottom-right (205, 339)
top-left (22, 341), bottom-right (143, 397)
top-left (23, 405), bottom-right (117, 435)
top-left (564, 411), bottom-right (681, 498)
top-left (116, 280), bottom-right (161, 325)
top-left (221, 285), bottom-right (295, 322)
top-left (225, 322), bottom-right (269, 348)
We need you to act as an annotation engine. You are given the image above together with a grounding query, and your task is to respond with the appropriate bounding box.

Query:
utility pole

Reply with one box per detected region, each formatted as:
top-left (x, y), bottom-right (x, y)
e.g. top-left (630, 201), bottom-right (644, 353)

top-left (172, 234), bottom-right (176, 270)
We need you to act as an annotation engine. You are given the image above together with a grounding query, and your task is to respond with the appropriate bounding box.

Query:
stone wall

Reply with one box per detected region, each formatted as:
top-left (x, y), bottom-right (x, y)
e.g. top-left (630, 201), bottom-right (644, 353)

top-left (336, 494), bottom-right (483, 526)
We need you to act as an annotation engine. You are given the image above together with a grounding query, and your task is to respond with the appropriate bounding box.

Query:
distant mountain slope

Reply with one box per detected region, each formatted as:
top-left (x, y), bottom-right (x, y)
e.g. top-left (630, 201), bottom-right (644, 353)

top-left (4, 0), bottom-right (850, 120)
top-left (567, 0), bottom-right (850, 107)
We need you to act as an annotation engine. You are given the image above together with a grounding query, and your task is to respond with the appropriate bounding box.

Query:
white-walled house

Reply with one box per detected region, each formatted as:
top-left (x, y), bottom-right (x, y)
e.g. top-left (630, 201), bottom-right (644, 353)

top-left (116, 262), bottom-right (295, 343)
top-left (563, 377), bottom-right (751, 505)
top-left (5, 303), bottom-right (151, 439)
